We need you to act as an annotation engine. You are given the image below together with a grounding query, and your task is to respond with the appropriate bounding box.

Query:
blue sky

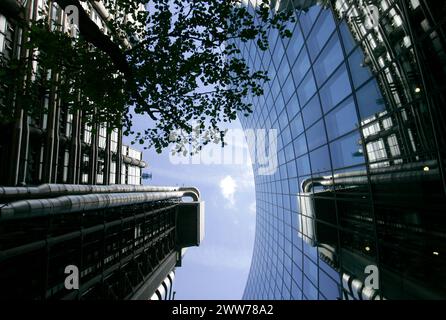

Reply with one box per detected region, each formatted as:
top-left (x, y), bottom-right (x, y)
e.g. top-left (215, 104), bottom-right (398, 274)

top-left (124, 118), bottom-right (256, 300)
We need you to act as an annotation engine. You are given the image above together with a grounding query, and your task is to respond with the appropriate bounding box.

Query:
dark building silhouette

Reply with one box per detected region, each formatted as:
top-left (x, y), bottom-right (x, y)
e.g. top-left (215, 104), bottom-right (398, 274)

top-left (0, 1), bottom-right (204, 300)
top-left (0, 185), bottom-right (204, 300)
top-left (0, 0), bottom-right (146, 187)
top-left (239, 0), bottom-right (446, 300)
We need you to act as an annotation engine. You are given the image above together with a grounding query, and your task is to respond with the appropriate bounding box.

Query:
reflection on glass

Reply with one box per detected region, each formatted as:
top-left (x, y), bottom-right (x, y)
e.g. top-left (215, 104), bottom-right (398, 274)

top-left (239, 0), bottom-right (446, 301)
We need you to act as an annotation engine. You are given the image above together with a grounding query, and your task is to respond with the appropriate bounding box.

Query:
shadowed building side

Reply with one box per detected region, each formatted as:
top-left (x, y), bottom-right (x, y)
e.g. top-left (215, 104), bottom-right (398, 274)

top-left (0, 185), bottom-right (204, 300)
top-left (0, 1), bottom-right (204, 300)
top-left (0, 0), bottom-right (147, 186)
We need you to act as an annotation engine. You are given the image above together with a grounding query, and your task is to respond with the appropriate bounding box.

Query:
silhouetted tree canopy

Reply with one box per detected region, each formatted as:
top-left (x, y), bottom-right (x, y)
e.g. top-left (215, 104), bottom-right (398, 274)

top-left (0, 0), bottom-right (294, 153)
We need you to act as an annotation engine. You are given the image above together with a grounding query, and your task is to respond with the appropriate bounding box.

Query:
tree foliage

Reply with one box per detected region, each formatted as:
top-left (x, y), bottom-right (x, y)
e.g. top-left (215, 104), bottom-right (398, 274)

top-left (0, 0), bottom-right (295, 153)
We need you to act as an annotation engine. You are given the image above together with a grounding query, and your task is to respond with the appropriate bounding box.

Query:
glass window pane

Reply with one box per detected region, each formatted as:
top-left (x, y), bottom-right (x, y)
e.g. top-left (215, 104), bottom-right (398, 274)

top-left (314, 33), bottom-right (344, 86)
top-left (306, 10), bottom-right (336, 59)
top-left (330, 131), bottom-right (365, 169)
top-left (290, 113), bottom-right (304, 139)
top-left (325, 97), bottom-right (358, 141)
top-left (306, 120), bottom-right (327, 151)
top-left (286, 23), bottom-right (304, 63)
top-left (303, 276), bottom-right (318, 300)
top-left (297, 154), bottom-right (311, 177)
top-left (292, 48), bottom-right (310, 85)
top-left (304, 257), bottom-right (318, 286)
top-left (320, 64), bottom-right (352, 114)
top-left (302, 95), bottom-right (322, 128)
top-left (299, 6), bottom-right (322, 37)
top-left (319, 270), bottom-right (340, 300)
top-left (297, 71), bottom-right (316, 107)
top-left (293, 134), bottom-right (308, 157)
top-left (349, 48), bottom-right (372, 89)
top-left (339, 21), bottom-right (356, 54)
top-left (356, 80), bottom-right (386, 120)
top-left (285, 93), bottom-right (300, 120)
top-left (273, 37), bottom-right (285, 64)
top-left (278, 57), bottom-right (291, 85)
top-left (310, 145), bottom-right (332, 173)
top-left (282, 75), bottom-right (296, 104)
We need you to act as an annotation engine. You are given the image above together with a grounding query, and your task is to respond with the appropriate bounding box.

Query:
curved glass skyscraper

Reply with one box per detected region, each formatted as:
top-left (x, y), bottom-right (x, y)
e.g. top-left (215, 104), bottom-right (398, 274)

top-left (239, 0), bottom-right (446, 300)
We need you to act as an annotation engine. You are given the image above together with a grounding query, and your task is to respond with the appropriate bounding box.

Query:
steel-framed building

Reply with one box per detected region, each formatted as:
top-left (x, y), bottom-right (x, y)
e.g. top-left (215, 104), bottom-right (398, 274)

top-left (0, 1), bottom-right (204, 301)
top-left (239, 0), bottom-right (446, 300)
top-left (0, 0), bottom-right (146, 187)
top-left (0, 184), bottom-right (204, 300)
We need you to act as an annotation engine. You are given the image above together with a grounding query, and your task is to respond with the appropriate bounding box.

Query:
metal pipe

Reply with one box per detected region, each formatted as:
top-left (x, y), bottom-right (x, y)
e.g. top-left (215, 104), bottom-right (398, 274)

top-left (301, 160), bottom-right (439, 193)
top-left (0, 191), bottom-right (185, 219)
top-left (0, 184), bottom-right (182, 199)
top-left (116, 128), bottom-right (123, 184)
top-left (178, 187), bottom-right (200, 202)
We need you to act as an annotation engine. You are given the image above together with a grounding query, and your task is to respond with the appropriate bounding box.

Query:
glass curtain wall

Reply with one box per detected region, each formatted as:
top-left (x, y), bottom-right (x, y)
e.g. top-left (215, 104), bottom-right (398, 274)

top-left (239, 0), bottom-right (446, 300)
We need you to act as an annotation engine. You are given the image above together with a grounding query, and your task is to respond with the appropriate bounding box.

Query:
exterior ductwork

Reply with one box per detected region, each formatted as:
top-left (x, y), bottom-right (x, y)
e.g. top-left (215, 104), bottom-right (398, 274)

top-left (122, 155), bottom-right (147, 168)
top-left (0, 191), bottom-right (185, 220)
top-left (301, 160), bottom-right (439, 193)
top-left (0, 183), bottom-right (204, 300)
top-left (0, 184), bottom-right (203, 222)
top-left (0, 184), bottom-right (179, 200)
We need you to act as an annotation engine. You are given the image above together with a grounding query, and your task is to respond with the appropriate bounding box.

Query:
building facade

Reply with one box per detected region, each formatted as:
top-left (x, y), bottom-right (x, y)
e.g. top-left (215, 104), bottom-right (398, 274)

top-left (240, 0), bottom-right (446, 300)
top-left (0, 0), bottom-right (146, 187)
top-left (150, 271), bottom-right (176, 300)
top-left (0, 1), bottom-right (190, 301)
top-left (0, 185), bottom-right (204, 300)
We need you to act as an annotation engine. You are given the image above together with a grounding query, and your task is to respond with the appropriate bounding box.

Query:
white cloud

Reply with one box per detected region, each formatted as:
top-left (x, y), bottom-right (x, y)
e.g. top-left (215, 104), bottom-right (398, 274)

top-left (219, 175), bottom-right (237, 205)
top-left (249, 201), bottom-right (256, 215)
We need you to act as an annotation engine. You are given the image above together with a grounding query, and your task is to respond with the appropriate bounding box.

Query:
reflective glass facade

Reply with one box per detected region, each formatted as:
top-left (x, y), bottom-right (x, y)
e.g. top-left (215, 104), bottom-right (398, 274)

top-left (239, 1), bottom-right (446, 300)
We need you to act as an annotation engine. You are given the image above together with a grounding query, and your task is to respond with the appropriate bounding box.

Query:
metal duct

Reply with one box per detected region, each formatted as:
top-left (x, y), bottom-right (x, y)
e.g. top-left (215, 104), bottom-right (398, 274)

top-left (0, 184), bottom-right (180, 200)
top-left (0, 191), bottom-right (185, 220)
top-left (301, 160), bottom-right (439, 193)
top-left (178, 187), bottom-right (201, 202)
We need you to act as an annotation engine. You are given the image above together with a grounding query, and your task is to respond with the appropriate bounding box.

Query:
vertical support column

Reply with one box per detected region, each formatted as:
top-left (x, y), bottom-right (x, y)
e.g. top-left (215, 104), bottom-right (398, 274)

top-left (51, 95), bottom-right (61, 183)
top-left (88, 123), bottom-right (99, 185)
top-left (42, 70), bottom-right (59, 183)
top-left (17, 115), bottom-right (30, 185)
top-left (68, 109), bottom-right (82, 184)
top-left (116, 128), bottom-right (123, 184)
top-left (103, 126), bottom-right (112, 185)
top-left (8, 112), bottom-right (23, 186)
top-left (6, 0), bottom-right (35, 186)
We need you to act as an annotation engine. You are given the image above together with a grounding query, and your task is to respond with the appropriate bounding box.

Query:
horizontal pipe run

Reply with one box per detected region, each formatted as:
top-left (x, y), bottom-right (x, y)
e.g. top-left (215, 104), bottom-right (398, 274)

top-left (0, 191), bottom-right (184, 220)
top-left (122, 155), bottom-right (147, 168)
top-left (0, 184), bottom-right (180, 200)
top-left (301, 160), bottom-right (439, 193)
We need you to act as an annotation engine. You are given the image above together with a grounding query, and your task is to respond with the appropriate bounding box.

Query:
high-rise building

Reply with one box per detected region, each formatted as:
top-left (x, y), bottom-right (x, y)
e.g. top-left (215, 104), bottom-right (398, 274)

top-left (239, 0), bottom-right (446, 300)
top-left (0, 0), bottom-right (146, 187)
top-left (0, 1), bottom-right (204, 301)
top-left (150, 271), bottom-right (176, 300)
top-left (0, 184), bottom-right (204, 300)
